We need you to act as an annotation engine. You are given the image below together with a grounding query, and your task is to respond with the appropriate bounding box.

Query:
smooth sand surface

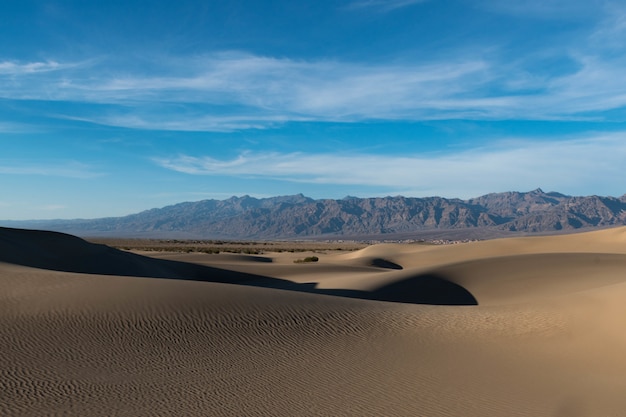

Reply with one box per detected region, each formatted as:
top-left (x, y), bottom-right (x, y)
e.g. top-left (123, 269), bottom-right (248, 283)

top-left (3, 226), bottom-right (626, 416)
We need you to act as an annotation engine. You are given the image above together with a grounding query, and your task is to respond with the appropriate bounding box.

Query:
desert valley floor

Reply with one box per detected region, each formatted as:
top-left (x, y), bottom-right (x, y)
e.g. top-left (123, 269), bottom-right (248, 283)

top-left (2, 226), bottom-right (626, 416)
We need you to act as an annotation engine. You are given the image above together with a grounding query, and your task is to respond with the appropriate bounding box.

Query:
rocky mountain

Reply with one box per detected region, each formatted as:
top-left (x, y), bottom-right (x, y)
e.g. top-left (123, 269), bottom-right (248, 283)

top-left (3, 189), bottom-right (626, 239)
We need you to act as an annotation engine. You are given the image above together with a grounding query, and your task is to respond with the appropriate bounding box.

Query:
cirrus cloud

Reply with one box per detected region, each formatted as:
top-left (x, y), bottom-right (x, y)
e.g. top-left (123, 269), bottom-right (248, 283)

top-left (154, 134), bottom-right (626, 198)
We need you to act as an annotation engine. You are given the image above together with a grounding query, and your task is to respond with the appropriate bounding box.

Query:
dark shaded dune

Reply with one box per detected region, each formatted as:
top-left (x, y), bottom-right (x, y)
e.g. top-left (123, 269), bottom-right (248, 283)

top-left (0, 227), bottom-right (478, 306)
top-left (309, 274), bottom-right (478, 305)
top-left (340, 252), bottom-right (406, 270)
top-left (241, 274), bottom-right (478, 305)
top-left (156, 253), bottom-right (273, 264)
top-left (212, 254), bottom-right (273, 263)
top-left (367, 273), bottom-right (477, 305)
top-left (0, 227), bottom-right (274, 285)
top-left (370, 258), bottom-right (403, 270)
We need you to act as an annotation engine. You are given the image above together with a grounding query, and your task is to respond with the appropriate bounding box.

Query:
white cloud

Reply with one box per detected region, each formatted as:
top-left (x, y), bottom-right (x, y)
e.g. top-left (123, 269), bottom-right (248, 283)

top-left (68, 113), bottom-right (311, 132)
top-left (8, 50), bottom-right (625, 129)
top-left (154, 134), bottom-right (626, 198)
top-left (3, 4), bottom-right (626, 132)
top-left (0, 60), bottom-right (62, 74)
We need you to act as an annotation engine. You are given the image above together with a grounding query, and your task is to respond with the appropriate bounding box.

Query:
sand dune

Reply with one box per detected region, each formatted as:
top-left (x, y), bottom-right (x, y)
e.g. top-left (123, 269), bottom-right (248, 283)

top-left (3, 226), bottom-right (626, 416)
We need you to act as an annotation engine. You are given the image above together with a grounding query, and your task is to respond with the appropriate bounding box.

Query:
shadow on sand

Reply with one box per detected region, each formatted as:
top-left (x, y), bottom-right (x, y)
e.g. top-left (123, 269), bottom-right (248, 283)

top-left (0, 227), bottom-right (477, 306)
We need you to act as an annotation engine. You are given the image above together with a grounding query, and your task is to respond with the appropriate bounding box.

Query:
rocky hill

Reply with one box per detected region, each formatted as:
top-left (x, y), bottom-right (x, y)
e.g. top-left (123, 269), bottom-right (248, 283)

top-left (3, 189), bottom-right (626, 239)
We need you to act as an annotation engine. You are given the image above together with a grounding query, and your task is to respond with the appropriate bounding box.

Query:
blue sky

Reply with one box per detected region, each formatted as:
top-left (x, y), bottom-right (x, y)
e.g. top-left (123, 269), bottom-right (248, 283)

top-left (2, 0), bottom-right (626, 220)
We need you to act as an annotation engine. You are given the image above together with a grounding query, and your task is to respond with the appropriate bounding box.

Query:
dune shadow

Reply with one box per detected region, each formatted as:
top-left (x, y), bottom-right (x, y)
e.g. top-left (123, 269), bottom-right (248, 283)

top-left (0, 227), bottom-right (477, 306)
top-left (309, 274), bottom-right (477, 305)
top-left (205, 254), bottom-right (273, 263)
top-left (0, 227), bottom-right (281, 285)
top-left (246, 255), bottom-right (273, 263)
top-left (368, 273), bottom-right (477, 305)
top-left (370, 258), bottom-right (403, 270)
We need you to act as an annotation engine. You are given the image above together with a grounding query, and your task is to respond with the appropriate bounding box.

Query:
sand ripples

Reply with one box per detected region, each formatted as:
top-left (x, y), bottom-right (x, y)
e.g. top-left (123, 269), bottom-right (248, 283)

top-left (4, 227), bottom-right (626, 415)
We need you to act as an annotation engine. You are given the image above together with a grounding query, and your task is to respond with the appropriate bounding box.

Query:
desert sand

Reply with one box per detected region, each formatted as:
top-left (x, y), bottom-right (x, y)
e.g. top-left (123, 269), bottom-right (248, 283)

top-left (2, 226), bottom-right (626, 416)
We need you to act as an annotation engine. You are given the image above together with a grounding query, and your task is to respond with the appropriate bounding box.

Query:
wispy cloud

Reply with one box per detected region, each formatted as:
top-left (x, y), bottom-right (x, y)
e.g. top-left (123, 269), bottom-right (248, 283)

top-left (154, 134), bottom-right (626, 198)
top-left (3, 1), bottom-right (626, 132)
top-left (0, 161), bottom-right (103, 179)
top-left (589, 4), bottom-right (626, 48)
top-left (10, 54), bottom-right (500, 121)
top-left (0, 60), bottom-right (62, 75)
top-left (67, 113), bottom-right (312, 132)
top-left (5, 49), bottom-right (626, 130)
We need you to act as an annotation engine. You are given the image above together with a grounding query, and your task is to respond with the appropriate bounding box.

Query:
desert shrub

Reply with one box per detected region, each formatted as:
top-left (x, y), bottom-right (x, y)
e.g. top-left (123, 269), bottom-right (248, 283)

top-left (199, 248), bottom-right (220, 254)
top-left (294, 256), bottom-right (319, 263)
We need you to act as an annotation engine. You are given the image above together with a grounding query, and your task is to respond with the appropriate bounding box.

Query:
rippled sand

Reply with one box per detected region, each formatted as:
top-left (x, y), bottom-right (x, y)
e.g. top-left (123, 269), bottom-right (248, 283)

top-left (2, 226), bottom-right (626, 416)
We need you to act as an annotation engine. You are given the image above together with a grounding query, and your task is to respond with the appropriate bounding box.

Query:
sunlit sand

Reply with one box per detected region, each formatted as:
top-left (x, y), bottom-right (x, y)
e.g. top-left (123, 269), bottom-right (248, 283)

top-left (2, 226), bottom-right (626, 416)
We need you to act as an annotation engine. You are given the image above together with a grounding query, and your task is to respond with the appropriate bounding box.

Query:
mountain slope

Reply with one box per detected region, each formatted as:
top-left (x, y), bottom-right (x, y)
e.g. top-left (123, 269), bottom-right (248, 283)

top-left (2, 190), bottom-right (626, 239)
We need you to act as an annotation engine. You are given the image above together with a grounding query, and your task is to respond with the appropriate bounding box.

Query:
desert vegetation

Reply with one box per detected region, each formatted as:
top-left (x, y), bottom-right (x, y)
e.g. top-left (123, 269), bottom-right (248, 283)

top-left (87, 238), bottom-right (367, 255)
top-left (293, 255), bottom-right (319, 263)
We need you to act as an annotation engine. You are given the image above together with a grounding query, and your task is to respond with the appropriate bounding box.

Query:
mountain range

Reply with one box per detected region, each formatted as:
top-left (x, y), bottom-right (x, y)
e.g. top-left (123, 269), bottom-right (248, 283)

top-left (3, 189), bottom-right (626, 240)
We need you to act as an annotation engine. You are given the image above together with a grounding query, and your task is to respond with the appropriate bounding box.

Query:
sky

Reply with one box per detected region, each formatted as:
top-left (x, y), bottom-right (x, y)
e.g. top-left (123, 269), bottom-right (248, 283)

top-left (2, 0), bottom-right (626, 220)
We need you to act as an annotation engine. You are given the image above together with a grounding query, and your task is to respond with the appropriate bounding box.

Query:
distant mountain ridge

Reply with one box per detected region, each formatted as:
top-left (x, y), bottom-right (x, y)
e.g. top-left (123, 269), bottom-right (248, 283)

top-left (3, 189), bottom-right (626, 239)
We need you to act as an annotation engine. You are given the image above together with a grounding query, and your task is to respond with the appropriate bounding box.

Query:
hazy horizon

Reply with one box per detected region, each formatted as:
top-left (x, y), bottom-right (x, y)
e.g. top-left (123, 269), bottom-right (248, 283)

top-left (2, 0), bottom-right (626, 220)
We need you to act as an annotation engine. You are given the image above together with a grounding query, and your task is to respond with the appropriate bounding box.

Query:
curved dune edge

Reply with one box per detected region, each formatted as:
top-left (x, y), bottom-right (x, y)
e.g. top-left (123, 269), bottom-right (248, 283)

top-left (339, 226), bottom-right (626, 269)
top-left (3, 226), bottom-right (626, 415)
